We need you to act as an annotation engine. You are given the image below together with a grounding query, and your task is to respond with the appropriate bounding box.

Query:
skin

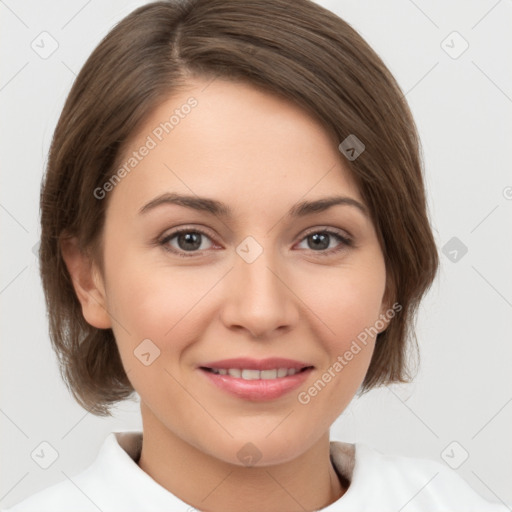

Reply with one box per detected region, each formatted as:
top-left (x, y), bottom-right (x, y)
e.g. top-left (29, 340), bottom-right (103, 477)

top-left (62, 77), bottom-right (391, 512)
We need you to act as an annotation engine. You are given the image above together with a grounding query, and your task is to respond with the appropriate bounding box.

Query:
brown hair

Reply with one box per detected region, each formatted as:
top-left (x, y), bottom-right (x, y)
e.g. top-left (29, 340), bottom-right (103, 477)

top-left (40, 0), bottom-right (439, 416)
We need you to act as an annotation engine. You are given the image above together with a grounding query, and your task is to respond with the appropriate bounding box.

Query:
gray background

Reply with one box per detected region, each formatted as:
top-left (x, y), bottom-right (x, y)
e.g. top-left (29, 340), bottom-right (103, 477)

top-left (1, 0), bottom-right (511, 508)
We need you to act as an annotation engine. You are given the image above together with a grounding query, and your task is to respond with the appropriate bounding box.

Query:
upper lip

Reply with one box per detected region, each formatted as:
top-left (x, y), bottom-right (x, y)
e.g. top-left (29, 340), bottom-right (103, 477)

top-left (199, 358), bottom-right (313, 371)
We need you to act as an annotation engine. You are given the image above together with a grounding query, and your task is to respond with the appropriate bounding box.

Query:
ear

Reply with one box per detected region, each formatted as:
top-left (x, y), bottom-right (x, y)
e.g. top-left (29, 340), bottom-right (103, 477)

top-left (60, 235), bottom-right (112, 329)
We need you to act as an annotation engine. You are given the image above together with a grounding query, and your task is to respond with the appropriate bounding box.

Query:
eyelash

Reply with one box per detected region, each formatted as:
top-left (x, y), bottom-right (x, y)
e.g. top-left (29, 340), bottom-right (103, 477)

top-left (157, 226), bottom-right (354, 258)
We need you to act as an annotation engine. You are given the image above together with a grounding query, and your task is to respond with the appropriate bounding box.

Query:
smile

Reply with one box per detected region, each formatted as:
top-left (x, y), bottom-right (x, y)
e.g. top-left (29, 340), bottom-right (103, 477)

top-left (198, 358), bottom-right (314, 401)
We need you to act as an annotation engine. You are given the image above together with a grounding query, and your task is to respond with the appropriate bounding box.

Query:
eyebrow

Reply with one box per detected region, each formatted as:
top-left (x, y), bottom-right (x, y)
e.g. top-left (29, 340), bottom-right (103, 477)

top-left (138, 192), bottom-right (369, 219)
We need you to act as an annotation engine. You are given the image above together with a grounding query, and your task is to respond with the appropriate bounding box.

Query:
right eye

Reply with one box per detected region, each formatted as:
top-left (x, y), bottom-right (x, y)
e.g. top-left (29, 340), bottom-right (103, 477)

top-left (159, 227), bottom-right (217, 257)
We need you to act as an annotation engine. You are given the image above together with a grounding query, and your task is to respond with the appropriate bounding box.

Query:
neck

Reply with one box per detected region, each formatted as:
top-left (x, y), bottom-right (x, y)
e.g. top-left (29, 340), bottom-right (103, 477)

top-left (137, 403), bottom-right (345, 512)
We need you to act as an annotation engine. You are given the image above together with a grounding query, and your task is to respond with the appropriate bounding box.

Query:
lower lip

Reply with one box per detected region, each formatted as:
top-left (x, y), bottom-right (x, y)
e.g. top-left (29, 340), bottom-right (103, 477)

top-left (199, 368), bottom-right (313, 401)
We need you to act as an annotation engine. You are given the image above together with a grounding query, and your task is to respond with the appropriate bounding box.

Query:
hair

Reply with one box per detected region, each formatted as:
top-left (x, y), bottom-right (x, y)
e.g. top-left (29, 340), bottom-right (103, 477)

top-left (39, 0), bottom-right (439, 416)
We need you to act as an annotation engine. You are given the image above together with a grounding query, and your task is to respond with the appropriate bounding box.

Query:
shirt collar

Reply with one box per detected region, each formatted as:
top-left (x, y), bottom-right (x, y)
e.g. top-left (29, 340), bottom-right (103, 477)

top-left (91, 431), bottom-right (359, 510)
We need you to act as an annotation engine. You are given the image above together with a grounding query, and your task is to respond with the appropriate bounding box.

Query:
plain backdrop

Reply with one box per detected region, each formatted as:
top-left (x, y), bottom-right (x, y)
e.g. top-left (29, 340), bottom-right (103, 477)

top-left (1, 0), bottom-right (511, 508)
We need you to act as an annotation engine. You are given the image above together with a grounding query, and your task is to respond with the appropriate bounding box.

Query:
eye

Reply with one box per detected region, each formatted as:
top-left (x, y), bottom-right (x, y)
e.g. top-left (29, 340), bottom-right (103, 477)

top-left (295, 229), bottom-right (353, 256)
top-left (159, 228), bottom-right (216, 257)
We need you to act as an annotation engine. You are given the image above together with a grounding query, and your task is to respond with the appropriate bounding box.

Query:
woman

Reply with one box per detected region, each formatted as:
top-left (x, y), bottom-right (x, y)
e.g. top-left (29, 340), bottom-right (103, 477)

top-left (3, 0), bottom-right (506, 510)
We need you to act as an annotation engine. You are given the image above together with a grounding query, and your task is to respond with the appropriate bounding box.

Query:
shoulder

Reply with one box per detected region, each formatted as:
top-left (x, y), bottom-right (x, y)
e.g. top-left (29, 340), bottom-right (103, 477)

top-left (1, 431), bottom-right (185, 512)
top-left (330, 441), bottom-right (508, 511)
top-left (1, 474), bottom-right (101, 512)
top-left (2, 433), bottom-right (122, 512)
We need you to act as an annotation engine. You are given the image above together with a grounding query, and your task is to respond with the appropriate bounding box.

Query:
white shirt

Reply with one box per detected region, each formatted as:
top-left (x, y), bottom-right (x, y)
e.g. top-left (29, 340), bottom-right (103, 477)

top-left (2, 431), bottom-right (507, 511)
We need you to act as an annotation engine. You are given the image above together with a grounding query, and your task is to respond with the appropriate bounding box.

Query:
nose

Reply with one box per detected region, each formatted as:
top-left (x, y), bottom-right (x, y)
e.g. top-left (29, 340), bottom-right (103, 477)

top-left (220, 244), bottom-right (299, 339)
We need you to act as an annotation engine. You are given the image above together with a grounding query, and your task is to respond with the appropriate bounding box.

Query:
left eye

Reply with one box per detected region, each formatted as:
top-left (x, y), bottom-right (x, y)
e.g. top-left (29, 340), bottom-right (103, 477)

top-left (296, 230), bottom-right (352, 254)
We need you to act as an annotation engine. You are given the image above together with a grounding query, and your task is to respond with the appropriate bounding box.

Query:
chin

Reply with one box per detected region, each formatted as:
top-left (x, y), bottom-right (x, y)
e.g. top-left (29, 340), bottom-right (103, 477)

top-left (206, 431), bottom-right (318, 468)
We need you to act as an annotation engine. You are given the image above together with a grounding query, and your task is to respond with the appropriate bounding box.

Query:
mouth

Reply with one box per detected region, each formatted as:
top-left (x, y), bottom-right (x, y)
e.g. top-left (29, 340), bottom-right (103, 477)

top-left (198, 358), bottom-right (314, 401)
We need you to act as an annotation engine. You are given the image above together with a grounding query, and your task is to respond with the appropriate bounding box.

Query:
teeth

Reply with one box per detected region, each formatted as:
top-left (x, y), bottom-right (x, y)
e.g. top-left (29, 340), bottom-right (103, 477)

top-left (260, 369), bottom-right (277, 379)
top-left (241, 369), bottom-right (260, 380)
top-left (209, 367), bottom-right (303, 380)
top-left (277, 368), bottom-right (288, 378)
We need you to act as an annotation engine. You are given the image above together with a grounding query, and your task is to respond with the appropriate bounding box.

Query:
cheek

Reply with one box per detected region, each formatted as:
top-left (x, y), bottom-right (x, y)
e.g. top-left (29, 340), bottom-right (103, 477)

top-left (292, 262), bottom-right (385, 406)
top-left (294, 274), bottom-right (382, 429)
top-left (297, 261), bottom-right (386, 349)
top-left (103, 251), bottom-right (218, 362)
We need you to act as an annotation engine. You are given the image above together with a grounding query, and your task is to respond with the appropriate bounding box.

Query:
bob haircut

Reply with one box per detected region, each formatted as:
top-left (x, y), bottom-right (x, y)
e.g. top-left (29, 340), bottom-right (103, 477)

top-left (39, 0), bottom-right (439, 416)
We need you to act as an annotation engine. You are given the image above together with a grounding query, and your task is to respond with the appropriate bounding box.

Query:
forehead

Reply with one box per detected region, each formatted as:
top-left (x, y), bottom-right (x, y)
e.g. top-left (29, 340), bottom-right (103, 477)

top-left (107, 77), bottom-right (364, 217)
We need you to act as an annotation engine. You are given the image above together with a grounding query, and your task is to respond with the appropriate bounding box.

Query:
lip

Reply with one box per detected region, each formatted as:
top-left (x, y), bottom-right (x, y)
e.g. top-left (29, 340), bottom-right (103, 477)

top-left (198, 358), bottom-right (314, 401)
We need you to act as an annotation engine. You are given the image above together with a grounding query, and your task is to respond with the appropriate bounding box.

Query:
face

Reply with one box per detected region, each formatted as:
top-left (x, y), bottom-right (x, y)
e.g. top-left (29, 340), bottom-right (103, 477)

top-left (79, 77), bottom-right (390, 466)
